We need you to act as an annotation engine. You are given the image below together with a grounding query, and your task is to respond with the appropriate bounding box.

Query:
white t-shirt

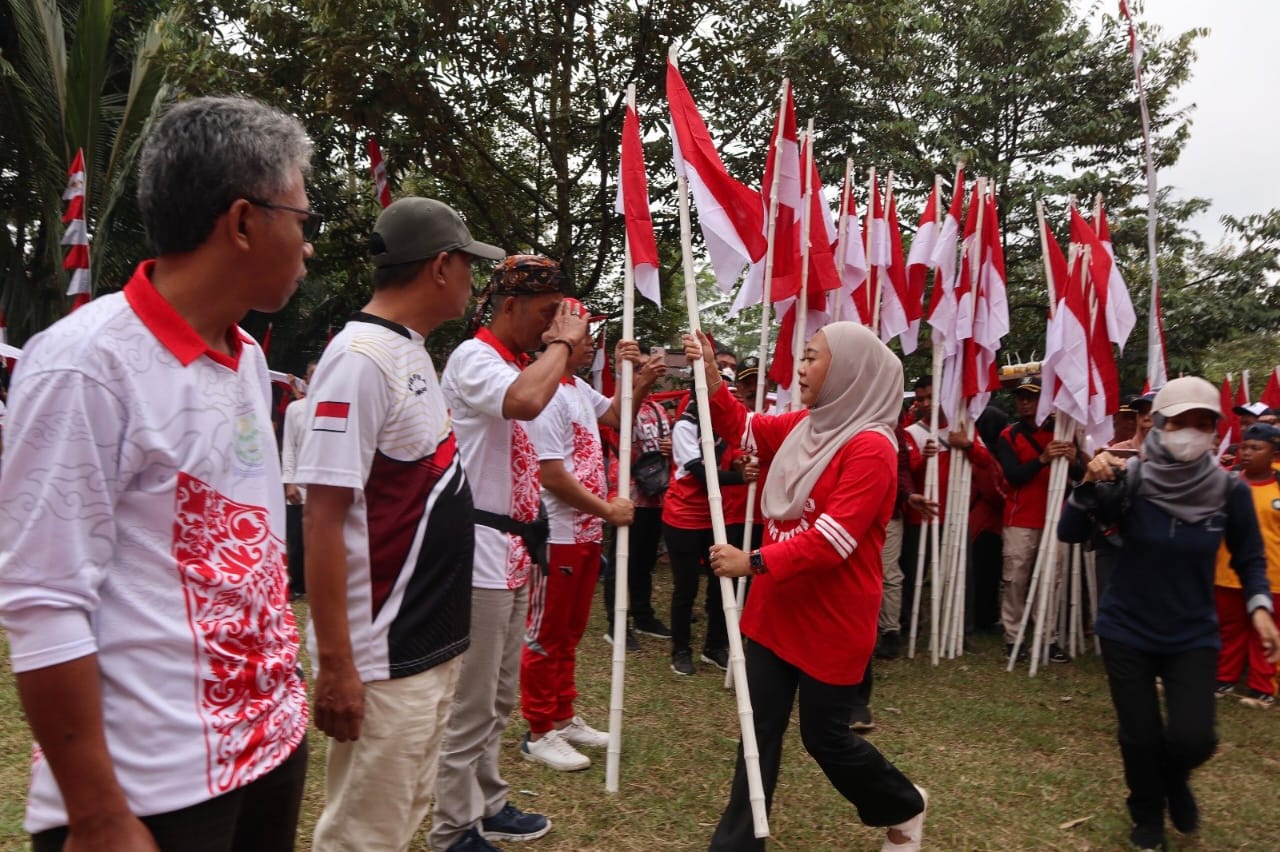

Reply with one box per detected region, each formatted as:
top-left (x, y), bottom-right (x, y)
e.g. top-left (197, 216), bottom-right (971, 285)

top-left (280, 397), bottom-right (309, 500)
top-left (441, 332), bottom-right (541, 590)
top-left (527, 377), bottom-right (611, 544)
top-left (0, 263), bottom-right (306, 832)
top-left (295, 315), bottom-right (472, 683)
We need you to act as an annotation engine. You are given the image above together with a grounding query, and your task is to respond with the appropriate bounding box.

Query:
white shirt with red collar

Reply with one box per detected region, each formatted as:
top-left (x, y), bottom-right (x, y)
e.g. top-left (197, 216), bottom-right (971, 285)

top-left (441, 329), bottom-right (540, 589)
top-left (527, 376), bottom-right (611, 544)
top-left (0, 261), bottom-right (307, 832)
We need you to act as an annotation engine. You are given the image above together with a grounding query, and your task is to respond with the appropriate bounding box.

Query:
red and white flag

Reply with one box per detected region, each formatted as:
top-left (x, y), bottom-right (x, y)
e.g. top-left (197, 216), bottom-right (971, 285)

top-left (1069, 207), bottom-right (1121, 440)
top-left (367, 137), bottom-right (391, 208)
top-left (1260, 367), bottom-right (1280, 410)
top-left (831, 170), bottom-right (869, 324)
top-left (937, 182), bottom-right (983, 426)
top-left (1036, 219), bottom-right (1090, 427)
top-left (616, 95), bottom-right (662, 307)
top-left (878, 185), bottom-right (916, 353)
top-left (1218, 377), bottom-right (1240, 448)
top-left (1094, 203), bottom-right (1137, 350)
top-left (591, 324), bottom-right (615, 397)
top-left (798, 135), bottom-right (841, 307)
top-left (733, 82), bottom-right (801, 316)
top-left (964, 189), bottom-right (1008, 417)
top-left (313, 401), bottom-right (351, 433)
top-left (905, 181), bottom-right (940, 348)
top-left (62, 149), bottom-right (91, 310)
top-left (667, 52), bottom-right (767, 292)
top-left (926, 170), bottom-right (965, 353)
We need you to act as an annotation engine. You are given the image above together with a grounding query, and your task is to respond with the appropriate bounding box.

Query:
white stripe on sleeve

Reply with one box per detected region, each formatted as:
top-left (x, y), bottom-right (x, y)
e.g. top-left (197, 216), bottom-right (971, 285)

top-left (814, 513), bottom-right (857, 558)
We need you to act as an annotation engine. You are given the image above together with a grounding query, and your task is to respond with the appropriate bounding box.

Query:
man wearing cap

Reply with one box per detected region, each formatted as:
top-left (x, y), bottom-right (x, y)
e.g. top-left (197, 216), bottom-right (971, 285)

top-left (1110, 393), bottom-right (1154, 455)
top-left (430, 256), bottom-right (589, 851)
top-left (1214, 422), bottom-right (1280, 708)
top-left (299, 196), bottom-right (505, 851)
top-left (1110, 401), bottom-right (1137, 447)
top-left (995, 378), bottom-right (1082, 663)
top-left (521, 300), bottom-right (649, 771)
top-left (0, 96), bottom-right (313, 851)
top-left (1235, 401), bottom-right (1269, 432)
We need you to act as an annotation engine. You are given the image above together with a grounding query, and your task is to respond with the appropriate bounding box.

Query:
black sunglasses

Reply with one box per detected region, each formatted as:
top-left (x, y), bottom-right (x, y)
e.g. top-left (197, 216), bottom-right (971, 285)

top-left (246, 199), bottom-right (324, 241)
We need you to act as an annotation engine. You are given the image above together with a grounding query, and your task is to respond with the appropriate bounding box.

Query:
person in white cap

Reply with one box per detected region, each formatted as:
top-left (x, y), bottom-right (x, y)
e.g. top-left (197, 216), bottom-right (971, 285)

top-left (1061, 376), bottom-right (1280, 852)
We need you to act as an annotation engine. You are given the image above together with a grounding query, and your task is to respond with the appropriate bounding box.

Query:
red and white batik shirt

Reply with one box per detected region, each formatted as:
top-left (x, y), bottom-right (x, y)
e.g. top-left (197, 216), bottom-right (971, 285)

top-left (441, 330), bottom-right (540, 589)
top-left (527, 377), bottom-right (611, 545)
top-left (0, 261), bottom-right (307, 832)
top-left (296, 314), bottom-right (473, 684)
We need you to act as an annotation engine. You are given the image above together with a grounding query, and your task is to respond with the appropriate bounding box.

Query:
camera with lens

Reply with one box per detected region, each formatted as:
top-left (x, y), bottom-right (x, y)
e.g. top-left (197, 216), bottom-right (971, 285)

top-left (1071, 465), bottom-right (1131, 547)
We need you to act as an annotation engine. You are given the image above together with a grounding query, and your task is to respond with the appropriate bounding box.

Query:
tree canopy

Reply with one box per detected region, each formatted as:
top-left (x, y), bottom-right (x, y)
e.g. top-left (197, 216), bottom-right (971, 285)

top-left (2, 0), bottom-right (1275, 390)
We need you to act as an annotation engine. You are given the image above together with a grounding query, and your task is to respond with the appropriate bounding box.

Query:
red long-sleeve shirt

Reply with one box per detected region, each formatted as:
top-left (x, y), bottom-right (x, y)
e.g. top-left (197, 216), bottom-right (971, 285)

top-left (902, 421), bottom-right (993, 526)
top-left (708, 384), bottom-right (895, 685)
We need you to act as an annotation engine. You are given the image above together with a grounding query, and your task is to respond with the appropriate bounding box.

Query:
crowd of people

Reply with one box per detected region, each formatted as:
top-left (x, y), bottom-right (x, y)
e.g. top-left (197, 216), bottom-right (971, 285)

top-left (0, 94), bottom-right (1277, 852)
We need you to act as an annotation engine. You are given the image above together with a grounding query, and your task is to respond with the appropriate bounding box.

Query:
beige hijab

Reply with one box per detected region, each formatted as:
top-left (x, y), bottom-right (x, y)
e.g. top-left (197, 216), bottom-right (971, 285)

top-left (761, 322), bottom-right (903, 521)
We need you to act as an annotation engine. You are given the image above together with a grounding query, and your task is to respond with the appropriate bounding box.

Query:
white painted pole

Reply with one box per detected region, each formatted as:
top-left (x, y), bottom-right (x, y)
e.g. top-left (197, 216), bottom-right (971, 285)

top-left (670, 47), bottom-right (768, 838)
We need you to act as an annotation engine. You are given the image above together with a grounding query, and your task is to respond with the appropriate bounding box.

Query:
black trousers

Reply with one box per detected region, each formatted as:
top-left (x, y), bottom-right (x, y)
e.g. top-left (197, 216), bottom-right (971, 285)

top-left (603, 506), bottom-right (663, 626)
top-left (708, 643), bottom-right (923, 851)
top-left (898, 523), bottom-right (923, 631)
top-left (285, 502), bottom-right (305, 595)
top-left (969, 530), bottom-right (1003, 632)
top-left (664, 522), bottom-right (742, 655)
top-left (1100, 638), bottom-right (1217, 830)
top-left (34, 739), bottom-right (308, 852)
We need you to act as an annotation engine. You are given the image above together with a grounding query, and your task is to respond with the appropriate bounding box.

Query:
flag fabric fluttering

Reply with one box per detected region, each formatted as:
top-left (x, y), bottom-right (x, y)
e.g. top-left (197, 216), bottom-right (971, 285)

top-left (616, 98), bottom-right (662, 307)
top-left (832, 167), bottom-right (869, 324)
top-left (733, 84), bottom-right (801, 316)
top-left (878, 184), bottom-right (916, 353)
top-left (1093, 203), bottom-right (1137, 351)
top-left (1036, 218), bottom-right (1090, 427)
top-left (367, 137), bottom-right (392, 208)
top-left (937, 182), bottom-right (982, 426)
top-left (1218, 377), bottom-right (1239, 448)
top-left (62, 149), bottom-right (91, 311)
top-left (926, 170), bottom-right (965, 355)
top-left (963, 189), bottom-right (1008, 417)
top-left (591, 324), bottom-right (615, 397)
top-left (1235, 374), bottom-right (1249, 408)
top-left (1261, 368), bottom-right (1280, 410)
top-left (906, 181), bottom-right (940, 346)
top-left (667, 53), bottom-right (767, 292)
top-left (1069, 207), bottom-right (1121, 445)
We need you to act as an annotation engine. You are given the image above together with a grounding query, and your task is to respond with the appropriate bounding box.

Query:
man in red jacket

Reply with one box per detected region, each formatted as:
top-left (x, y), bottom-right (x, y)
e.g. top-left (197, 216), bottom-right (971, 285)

top-left (994, 380), bottom-right (1082, 663)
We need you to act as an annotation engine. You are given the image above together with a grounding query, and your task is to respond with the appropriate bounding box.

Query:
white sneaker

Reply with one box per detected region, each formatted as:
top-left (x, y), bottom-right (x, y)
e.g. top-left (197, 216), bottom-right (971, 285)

top-left (558, 715), bottom-right (609, 749)
top-left (521, 729), bottom-right (590, 771)
top-left (881, 786), bottom-right (927, 851)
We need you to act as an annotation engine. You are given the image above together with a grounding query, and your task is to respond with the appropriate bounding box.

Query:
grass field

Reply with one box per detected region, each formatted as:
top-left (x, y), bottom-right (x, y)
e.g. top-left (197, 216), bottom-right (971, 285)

top-left (1, 563), bottom-right (1277, 851)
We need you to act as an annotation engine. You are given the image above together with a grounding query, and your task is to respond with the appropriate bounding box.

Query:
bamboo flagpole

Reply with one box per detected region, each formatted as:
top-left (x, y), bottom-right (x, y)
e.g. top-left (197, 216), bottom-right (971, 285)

top-left (831, 158), bottom-right (854, 324)
top-left (864, 166), bottom-right (877, 331)
top-left (908, 173), bottom-right (949, 660)
top-left (787, 120), bottom-right (817, 404)
top-left (727, 78), bottom-right (790, 691)
top-left (672, 76), bottom-right (768, 831)
top-left (870, 169), bottom-right (889, 335)
top-left (605, 214), bottom-right (636, 794)
top-left (605, 84), bottom-right (640, 793)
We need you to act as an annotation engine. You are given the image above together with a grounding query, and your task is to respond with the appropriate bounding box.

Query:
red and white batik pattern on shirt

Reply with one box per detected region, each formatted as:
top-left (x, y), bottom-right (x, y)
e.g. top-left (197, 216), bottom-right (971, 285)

top-left (0, 261), bottom-right (306, 833)
top-left (296, 314), bottom-right (473, 684)
top-left (527, 376), bottom-right (611, 545)
top-left (441, 330), bottom-right (540, 590)
top-left (707, 383), bottom-right (897, 686)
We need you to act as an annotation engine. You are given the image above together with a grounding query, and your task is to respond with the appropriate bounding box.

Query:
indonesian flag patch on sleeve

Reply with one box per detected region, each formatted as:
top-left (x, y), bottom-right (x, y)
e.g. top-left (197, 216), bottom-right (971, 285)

top-left (313, 401), bottom-right (350, 433)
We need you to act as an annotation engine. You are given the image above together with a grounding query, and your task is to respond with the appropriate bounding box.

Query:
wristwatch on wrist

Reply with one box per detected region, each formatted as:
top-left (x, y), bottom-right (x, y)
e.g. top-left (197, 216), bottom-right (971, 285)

top-left (749, 549), bottom-right (767, 575)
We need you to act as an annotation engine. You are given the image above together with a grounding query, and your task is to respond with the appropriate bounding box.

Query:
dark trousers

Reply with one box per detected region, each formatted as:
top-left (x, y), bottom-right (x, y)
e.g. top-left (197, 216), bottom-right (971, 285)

top-left (969, 530), bottom-right (1003, 632)
top-left (708, 642), bottom-right (922, 851)
top-left (898, 523), bottom-right (923, 632)
top-left (664, 522), bottom-right (740, 655)
top-left (1100, 638), bottom-right (1217, 830)
top-left (851, 657), bottom-right (874, 711)
top-left (285, 502), bottom-right (305, 595)
top-left (603, 506), bottom-right (663, 626)
top-left (34, 740), bottom-right (308, 852)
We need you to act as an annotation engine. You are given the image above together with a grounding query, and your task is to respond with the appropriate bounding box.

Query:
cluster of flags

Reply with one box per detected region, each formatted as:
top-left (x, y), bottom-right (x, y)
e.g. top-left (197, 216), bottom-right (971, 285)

top-left (1036, 198), bottom-right (1137, 445)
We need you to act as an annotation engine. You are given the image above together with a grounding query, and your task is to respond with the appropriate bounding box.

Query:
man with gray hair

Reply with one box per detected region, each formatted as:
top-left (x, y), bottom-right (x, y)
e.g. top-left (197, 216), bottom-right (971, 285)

top-left (0, 95), bottom-right (314, 851)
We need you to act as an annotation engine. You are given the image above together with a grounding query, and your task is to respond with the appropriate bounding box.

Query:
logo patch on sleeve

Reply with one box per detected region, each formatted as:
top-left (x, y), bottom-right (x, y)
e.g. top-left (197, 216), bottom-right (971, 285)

top-left (313, 401), bottom-right (351, 433)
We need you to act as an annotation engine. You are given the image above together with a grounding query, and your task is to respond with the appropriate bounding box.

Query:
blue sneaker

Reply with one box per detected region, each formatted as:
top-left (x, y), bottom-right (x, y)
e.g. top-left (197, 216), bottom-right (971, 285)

top-left (446, 827), bottom-right (502, 851)
top-left (481, 803), bottom-right (552, 842)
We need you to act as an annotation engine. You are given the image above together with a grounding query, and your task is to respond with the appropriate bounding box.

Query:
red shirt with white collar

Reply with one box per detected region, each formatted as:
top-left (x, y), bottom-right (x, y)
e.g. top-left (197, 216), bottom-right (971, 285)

top-left (708, 384), bottom-right (896, 685)
top-left (0, 262), bottom-right (306, 832)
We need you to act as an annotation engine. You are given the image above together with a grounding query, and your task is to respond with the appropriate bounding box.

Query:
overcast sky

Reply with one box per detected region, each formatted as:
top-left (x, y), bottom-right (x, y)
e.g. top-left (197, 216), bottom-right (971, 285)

top-left (1112, 1), bottom-right (1280, 247)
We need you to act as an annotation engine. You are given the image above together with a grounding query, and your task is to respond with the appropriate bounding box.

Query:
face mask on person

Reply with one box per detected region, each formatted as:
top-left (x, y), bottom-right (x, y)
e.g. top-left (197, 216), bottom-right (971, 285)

top-left (1161, 428), bottom-right (1215, 462)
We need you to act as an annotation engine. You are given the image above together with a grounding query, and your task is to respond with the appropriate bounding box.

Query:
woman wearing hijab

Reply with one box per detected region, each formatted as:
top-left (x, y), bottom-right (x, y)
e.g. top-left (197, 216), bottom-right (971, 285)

top-left (1060, 377), bottom-right (1279, 852)
top-left (684, 323), bottom-right (927, 852)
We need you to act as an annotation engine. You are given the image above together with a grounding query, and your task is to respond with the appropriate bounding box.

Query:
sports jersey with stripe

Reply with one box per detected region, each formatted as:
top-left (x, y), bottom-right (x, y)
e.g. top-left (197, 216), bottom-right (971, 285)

top-left (526, 376), bottom-right (611, 544)
top-left (296, 314), bottom-right (473, 683)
